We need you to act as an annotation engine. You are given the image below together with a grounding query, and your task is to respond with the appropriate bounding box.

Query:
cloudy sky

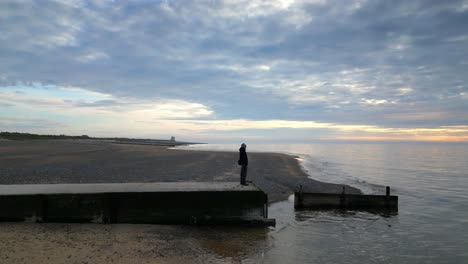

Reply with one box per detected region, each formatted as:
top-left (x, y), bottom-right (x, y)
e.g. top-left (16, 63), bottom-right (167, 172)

top-left (1, 0), bottom-right (468, 142)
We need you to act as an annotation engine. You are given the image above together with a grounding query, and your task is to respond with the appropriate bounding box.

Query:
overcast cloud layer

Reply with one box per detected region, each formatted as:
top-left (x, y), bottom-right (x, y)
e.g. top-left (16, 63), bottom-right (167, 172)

top-left (1, 0), bottom-right (468, 142)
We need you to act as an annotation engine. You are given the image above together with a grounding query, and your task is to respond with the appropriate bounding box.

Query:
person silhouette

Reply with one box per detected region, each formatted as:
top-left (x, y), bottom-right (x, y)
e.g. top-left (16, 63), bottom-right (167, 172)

top-left (238, 143), bottom-right (248, 185)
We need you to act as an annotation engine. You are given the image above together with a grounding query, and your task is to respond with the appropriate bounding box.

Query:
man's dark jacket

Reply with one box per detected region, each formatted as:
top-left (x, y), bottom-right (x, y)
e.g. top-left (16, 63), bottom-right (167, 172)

top-left (238, 147), bottom-right (248, 166)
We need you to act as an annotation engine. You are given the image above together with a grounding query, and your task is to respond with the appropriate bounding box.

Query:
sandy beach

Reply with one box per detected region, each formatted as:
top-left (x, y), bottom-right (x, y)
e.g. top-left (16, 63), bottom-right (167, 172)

top-left (0, 140), bottom-right (360, 202)
top-left (0, 140), bottom-right (360, 263)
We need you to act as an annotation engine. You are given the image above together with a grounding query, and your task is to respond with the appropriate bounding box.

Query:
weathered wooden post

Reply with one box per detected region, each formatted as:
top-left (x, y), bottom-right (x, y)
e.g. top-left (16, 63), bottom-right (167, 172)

top-left (385, 186), bottom-right (390, 208)
top-left (102, 194), bottom-right (111, 224)
top-left (40, 195), bottom-right (48, 223)
top-left (340, 186), bottom-right (346, 208)
top-left (295, 185), bottom-right (303, 209)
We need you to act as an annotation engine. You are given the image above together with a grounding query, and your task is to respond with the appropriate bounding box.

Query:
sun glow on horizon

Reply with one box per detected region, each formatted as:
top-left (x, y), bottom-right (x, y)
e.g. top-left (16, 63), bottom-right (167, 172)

top-left (1, 84), bottom-right (468, 143)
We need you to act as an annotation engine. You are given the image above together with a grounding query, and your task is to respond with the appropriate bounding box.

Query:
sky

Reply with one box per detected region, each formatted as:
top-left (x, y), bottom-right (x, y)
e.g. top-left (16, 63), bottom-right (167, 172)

top-left (1, 0), bottom-right (468, 143)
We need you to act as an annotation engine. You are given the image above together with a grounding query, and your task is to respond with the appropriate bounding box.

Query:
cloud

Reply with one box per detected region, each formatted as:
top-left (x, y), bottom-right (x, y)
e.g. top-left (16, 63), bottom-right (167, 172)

top-left (0, 116), bottom-right (66, 130)
top-left (360, 98), bottom-right (397, 106)
top-left (0, 0), bottom-right (467, 141)
top-left (132, 119), bottom-right (468, 142)
top-left (0, 1), bottom-right (83, 50)
top-left (1, 84), bottom-right (467, 142)
top-left (215, 63), bottom-right (271, 73)
top-left (0, 102), bottom-right (13, 107)
top-left (159, 119), bottom-right (468, 134)
top-left (0, 85), bottom-right (214, 120)
top-left (76, 51), bottom-right (110, 63)
top-left (446, 34), bottom-right (468, 42)
top-left (398, 87), bottom-right (413, 95)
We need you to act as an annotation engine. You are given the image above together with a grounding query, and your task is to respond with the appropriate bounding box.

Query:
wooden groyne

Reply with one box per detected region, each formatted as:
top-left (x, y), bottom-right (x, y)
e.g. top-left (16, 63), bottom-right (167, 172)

top-left (294, 186), bottom-right (398, 211)
top-left (0, 182), bottom-right (275, 226)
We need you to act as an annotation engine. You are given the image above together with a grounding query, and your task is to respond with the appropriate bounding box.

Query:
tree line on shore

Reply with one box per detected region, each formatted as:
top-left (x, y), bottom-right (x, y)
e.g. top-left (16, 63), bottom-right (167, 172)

top-left (0, 132), bottom-right (196, 145)
top-left (0, 132), bottom-right (90, 140)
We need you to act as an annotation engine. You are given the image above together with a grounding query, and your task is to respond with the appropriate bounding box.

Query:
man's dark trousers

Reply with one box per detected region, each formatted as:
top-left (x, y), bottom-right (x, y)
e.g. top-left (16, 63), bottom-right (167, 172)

top-left (240, 165), bottom-right (248, 185)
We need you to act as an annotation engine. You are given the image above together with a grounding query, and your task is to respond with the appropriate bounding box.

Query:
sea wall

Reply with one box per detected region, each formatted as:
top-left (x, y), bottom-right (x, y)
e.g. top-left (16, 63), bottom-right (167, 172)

top-left (0, 182), bottom-right (274, 226)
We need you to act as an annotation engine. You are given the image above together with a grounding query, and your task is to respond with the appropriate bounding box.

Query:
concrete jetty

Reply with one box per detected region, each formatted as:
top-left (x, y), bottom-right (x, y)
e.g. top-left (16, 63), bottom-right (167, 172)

top-left (0, 182), bottom-right (275, 226)
top-left (295, 186), bottom-right (398, 211)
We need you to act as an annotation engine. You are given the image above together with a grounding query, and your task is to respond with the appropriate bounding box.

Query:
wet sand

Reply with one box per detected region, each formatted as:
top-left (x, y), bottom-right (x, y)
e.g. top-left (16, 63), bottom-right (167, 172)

top-left (0, 140), bottom-right (360, 263)
top-left (0, 223), bottom-right (271, 264)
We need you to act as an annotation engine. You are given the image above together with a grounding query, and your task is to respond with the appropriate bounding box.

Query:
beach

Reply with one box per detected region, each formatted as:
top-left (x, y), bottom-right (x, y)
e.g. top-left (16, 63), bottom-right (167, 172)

top-left (0, 140), bottom-right (361, 264)
top-left (1, 141), bottom-right (467, 263)
top-left (0, 140), bottom-right (360, 202)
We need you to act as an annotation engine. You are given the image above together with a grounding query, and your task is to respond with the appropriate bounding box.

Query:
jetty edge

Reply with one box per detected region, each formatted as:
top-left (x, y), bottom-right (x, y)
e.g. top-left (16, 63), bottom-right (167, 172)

top-left (294, 185), bottom-right (398, 211)
top-left (0, 182), bottom-right (275, 226)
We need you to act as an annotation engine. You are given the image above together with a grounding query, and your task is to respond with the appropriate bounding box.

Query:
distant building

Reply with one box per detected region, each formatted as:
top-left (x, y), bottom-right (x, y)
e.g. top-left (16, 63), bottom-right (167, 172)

top-left (170, 136), bottom-right (176, 141)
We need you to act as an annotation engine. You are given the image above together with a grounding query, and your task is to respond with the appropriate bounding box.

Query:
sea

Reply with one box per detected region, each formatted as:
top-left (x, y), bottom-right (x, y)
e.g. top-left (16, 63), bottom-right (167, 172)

top-left (175, 142), bottom-right (468, 263)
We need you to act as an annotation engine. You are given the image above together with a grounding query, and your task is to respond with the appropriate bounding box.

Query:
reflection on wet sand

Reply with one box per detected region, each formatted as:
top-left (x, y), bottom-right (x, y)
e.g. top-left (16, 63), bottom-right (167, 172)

top-left (0, 223), bottom-right (271, 264)
top-left (184, 226), bottom-right (270, 263)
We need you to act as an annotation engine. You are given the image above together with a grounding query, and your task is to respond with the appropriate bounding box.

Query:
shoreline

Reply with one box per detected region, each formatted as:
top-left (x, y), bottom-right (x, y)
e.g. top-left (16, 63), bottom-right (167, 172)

top-left (171, 145), bottom-right (363, 200)
top-left (0, 139), bottom-right (361, 202)
top-left (0, 139), bottom-right (361, 263)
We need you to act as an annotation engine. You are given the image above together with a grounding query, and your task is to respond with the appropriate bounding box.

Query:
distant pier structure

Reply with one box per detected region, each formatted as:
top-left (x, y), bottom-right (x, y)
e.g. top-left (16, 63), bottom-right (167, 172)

top-left (0, 182), bottom-right (274, 226)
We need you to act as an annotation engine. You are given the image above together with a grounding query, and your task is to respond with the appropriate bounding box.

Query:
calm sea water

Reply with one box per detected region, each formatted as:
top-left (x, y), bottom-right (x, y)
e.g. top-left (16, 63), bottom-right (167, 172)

top-left (177, 143), bottom-right (468, 263)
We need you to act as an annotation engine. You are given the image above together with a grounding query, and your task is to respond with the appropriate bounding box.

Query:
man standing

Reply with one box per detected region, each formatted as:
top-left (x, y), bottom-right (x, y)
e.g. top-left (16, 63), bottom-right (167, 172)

top-left (238, 143), bottom-right (248, 185)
